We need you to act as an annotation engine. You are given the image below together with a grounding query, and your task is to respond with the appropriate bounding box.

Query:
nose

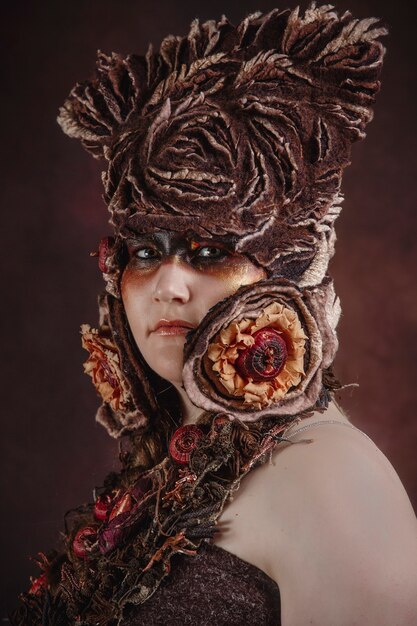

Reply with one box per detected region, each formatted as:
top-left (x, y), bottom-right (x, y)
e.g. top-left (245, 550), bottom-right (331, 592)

top-left (152, 258), bottom-right (191, 304)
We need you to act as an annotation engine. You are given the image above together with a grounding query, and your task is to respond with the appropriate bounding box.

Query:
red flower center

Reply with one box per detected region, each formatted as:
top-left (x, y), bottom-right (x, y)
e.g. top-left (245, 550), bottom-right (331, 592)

top-left (98, 357), bottom-right (119, 388)
top-left (235, 328), bottom-right (288, 382)
top-left (169, 425), bottom-right (204, 465)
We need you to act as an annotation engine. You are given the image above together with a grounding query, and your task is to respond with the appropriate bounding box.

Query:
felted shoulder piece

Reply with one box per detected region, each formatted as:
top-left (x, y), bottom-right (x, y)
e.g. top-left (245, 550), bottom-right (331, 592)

top-left (57, 4), bottom-right (387, 159)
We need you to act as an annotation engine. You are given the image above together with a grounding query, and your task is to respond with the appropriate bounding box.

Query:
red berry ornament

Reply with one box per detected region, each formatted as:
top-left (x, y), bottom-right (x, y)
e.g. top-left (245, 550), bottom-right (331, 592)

top-left (72, 526), bottom-right (97, 559)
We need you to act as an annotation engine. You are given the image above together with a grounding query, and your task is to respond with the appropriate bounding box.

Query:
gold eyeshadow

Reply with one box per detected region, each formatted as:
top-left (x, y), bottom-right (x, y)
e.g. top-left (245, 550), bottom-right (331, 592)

top-left (197, 255), bottom-right (266, 288)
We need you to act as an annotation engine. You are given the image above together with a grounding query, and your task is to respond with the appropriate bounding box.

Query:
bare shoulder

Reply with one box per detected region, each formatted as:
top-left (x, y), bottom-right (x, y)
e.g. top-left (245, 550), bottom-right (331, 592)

top-left (270, 407), bottom-right (417, 526)
top-left (265, 405), bottom-right (417, 625)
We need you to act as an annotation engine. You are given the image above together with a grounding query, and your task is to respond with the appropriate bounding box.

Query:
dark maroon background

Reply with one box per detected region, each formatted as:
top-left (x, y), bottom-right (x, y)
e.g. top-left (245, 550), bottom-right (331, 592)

top-left (1, 0), bottom-right (416, 616)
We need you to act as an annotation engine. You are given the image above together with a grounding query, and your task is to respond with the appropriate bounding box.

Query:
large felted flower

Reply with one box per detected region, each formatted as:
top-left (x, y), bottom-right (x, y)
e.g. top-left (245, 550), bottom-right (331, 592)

top-left (206, 302), bottom-right (307, 408)
top-left (183, 276), bottom-right (340, 421)
top-left (81, 324), bottom-right (131, 412)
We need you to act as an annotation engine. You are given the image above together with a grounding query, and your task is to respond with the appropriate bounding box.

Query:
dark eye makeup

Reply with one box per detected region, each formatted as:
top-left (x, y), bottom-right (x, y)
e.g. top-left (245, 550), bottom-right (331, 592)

top-left (124, 232), bottom-right (233, 265)
top-left (132, 244), bottom-right (228, 263)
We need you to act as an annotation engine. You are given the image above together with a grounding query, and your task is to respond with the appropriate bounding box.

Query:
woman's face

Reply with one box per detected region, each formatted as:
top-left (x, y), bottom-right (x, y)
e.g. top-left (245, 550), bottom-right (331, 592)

top-left (121, 230), bottom-right (266, 384)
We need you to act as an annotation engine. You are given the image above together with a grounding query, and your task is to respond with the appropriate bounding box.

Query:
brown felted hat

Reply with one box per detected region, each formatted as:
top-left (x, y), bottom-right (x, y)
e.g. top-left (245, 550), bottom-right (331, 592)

top-left (58, 4), bottom-right (386, 288)
top-left (58, 5), bottom-right (387, 434)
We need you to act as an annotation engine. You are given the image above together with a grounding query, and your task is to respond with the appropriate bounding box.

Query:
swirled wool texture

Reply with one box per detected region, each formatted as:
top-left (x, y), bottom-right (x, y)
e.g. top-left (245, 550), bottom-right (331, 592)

top-left (58, 5), bottom-right (386, 289)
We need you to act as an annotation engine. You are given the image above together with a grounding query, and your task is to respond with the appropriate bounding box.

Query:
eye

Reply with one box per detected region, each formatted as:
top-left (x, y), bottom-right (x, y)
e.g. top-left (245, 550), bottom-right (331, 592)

top-left (135, 247), bottom-right (159, 260)
top-left (195, 245), bottom-right (227, 260)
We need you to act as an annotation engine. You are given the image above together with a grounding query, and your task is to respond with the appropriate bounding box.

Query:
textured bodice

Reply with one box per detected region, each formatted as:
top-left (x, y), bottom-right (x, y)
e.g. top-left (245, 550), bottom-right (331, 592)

top-left (122, 542), bottom-right (281, 625)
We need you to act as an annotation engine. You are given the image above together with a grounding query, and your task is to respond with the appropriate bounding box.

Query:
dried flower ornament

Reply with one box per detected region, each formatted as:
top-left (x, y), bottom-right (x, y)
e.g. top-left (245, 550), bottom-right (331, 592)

top-left (28, 573), bottom-right (47, 596)
top-left (93, 494), bottom-right (112, 521)
top-left (81, 324), bottom-right (131, 412)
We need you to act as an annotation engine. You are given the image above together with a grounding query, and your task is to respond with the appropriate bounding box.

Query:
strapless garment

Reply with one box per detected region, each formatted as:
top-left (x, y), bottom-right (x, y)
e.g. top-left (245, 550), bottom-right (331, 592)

top-left (122, 542), bottom-right (281, 625)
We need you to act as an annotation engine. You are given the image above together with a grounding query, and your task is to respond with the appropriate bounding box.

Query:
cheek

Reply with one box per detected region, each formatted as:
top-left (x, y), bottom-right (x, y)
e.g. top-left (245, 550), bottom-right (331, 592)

top-left (120, 267), bottom-right (152, 346)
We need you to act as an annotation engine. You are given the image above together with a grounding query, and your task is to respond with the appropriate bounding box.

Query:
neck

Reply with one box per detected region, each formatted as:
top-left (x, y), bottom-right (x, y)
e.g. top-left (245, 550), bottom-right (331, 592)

top-left (172, 382), bottom-right (205, 425)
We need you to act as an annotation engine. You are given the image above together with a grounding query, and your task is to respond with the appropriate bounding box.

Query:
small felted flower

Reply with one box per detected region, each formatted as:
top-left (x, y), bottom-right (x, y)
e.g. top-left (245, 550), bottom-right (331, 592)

top-left (169, 425), bottom-right (204, 465)
top-left (81, 324), bottom-right (131, 411)
top-left (183, 276), bottom-right (340, 421)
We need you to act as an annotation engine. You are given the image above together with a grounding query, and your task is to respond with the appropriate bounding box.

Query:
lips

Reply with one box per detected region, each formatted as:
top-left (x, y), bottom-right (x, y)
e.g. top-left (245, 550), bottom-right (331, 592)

top-left (152, 319), bottom-right (196, 334)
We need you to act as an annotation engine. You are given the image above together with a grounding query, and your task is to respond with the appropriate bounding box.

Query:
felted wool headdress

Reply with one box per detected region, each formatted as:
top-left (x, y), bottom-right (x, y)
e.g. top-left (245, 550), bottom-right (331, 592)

top-left (58, 5), bottom-right (387, 436)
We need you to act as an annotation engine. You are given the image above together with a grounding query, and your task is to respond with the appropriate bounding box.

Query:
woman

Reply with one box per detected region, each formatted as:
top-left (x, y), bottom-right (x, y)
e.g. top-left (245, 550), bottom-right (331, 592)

top-left (12, 5), bottom-right (417, 625)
